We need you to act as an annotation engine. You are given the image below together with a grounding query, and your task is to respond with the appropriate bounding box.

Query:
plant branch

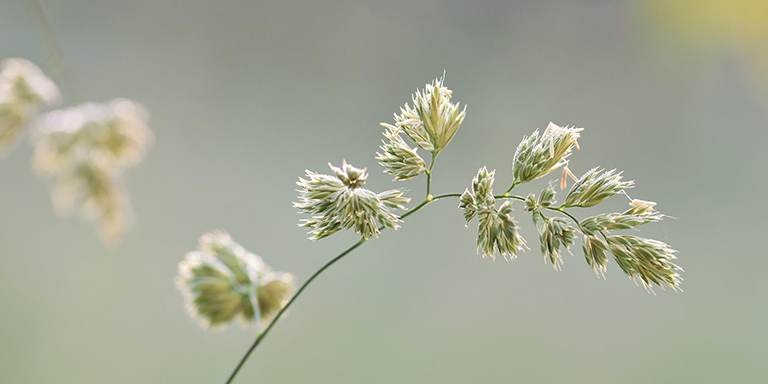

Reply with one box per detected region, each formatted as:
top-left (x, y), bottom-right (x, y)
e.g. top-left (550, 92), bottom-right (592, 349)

top-left (425, 152), bottom-right (438, 199)
top-left (224, 192), bottom-right (459, 383)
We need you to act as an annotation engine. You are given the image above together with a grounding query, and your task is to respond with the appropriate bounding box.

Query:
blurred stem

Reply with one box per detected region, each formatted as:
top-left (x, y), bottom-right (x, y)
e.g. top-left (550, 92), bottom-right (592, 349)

top-left (225, 192), bottom-right (459, 384)
top-left (22, 0), bottom-right (83, 103)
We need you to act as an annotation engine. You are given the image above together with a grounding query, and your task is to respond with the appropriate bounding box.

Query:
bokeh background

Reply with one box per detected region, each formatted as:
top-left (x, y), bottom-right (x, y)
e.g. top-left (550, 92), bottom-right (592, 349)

top-left (2, 0), bottom-right (767, 383)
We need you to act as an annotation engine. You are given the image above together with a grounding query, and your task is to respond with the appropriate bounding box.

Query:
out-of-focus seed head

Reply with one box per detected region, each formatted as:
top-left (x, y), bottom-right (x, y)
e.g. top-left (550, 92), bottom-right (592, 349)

top-left (295, 161), bottom-right (410, 240)
top-left (0, 58), bottom-right (60, 156)
top-left (388, 75), bottom-right (466, 154)
top-left (376, 124), bottom-right (427, 181)
top-left (34, 99), bottom-right (153, 172)
top-left (176, 231), bottom-right (295, 329)
top-left (31, 99), bottom-right (153, 242)
top-left (0, 58), bottom-right (60, 106)
top-left (48, 155), bottom-right (130, 242)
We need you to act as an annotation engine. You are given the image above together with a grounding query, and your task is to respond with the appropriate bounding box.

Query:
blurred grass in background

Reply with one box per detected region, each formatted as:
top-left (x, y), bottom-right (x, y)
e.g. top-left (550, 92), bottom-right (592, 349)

top-left (1, 1), bottom-right (766, 383)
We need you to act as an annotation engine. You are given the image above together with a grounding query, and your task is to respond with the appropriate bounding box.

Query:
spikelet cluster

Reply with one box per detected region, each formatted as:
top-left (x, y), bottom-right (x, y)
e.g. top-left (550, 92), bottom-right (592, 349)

top-left (563, 168), bottom-right (634, 208)
top-left (578, 199), bottom-right (680, 291)
top-left (376, 124), bottom-right (427, 181)
top-left (460, 167), bottom-right (527, 260)
top-left (512, 122), bottom-right (583, 185)
top-left (0, 59), bottom-right (60, 155)
top-left (537, 217), bottom-right (576, 270)
top-left (33, 99), bottom-right (153, 241)
top-left (295, 160), bottom-right (410, 240)
top-left (605, 234), bottom-right (683, 292)
top-left (176, 231), bottom-right (295, 329)
top-left (383, 75), bottom-right (466, 155)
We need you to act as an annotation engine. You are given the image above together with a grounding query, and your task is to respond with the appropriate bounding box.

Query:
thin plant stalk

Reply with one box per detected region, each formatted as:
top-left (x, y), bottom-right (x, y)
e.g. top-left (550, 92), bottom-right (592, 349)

top-left (224, 192), bottom-right (460, 383)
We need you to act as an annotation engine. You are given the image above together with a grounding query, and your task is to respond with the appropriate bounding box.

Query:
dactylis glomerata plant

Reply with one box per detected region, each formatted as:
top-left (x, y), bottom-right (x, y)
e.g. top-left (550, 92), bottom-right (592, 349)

top-left (175, 75), bottom-right (683, 383)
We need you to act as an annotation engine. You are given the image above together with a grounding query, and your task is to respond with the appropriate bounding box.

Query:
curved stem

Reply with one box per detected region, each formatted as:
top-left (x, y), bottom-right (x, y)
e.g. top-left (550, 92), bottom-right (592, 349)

top-left (544, 206), bottom-right (581, 227)
top-left (495, 194), bottom-right (525, 201)
top-left (224, 192), bottom-right (460, 383)
top-left (503, 181), bottom-right (516, 195)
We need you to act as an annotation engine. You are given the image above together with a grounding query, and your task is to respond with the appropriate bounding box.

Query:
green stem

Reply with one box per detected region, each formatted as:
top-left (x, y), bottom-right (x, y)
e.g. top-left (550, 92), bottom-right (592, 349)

top-left (503, 181), bottom-right (516, 195)
top-left (544, 206), bottom-right (581, 227)
top-left (224, 192), bottom-right (459, 383)
top-left (425, 152), bottom-right (438, 199)
top-left (494, 194), bottom-right (525, 201)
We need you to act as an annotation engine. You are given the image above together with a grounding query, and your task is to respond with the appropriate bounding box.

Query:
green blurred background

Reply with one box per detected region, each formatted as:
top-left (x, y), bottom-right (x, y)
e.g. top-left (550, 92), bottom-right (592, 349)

top-left (2, 0), bottom-right (767, 383)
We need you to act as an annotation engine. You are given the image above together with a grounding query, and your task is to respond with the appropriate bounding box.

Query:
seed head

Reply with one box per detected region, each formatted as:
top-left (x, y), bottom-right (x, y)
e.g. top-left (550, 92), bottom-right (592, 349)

top-left (176, 231), bottom-right (295, 329)
top-left (32, 99), bottom-right (153, 242)
top-left (0, 58), bottom-right (60, 106)
top-left (50, 156), bottom-right (131, 242)
top-left (461, 167), bottom-right (527, 260)
top-left (0, 59), bottom-right (60, 156)
top-left (563, 168), bottom-right (634, 208)
top-left (376, 124), bottom-right (427, 181)
top-left (295, 160), bottom-right (410, 240)
top-left (512, 122), bottom-right (583, 185)
top-left (537, 217), bottom-right (576, 270)
top-left (459, 167), bottom-right (495, 224)
top-left (389, 75), bottom-right (466, 154)
top-left (582, 234), bottom-right (609, 278)
top-left (605, 235), bottom-right (683, 292)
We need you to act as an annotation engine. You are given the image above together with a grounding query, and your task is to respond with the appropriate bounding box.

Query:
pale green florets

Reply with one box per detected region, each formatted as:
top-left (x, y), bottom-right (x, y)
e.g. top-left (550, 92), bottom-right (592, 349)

top-left (388, 75), bottom-right (466, 155)
top-left (605, 234), bottom-right (683, 292)
top-left (376, 124), bottom-right (427, 181)
top-left (537, 217), bottom-right (576, 270)
top-left (295, 160), bottom-right (410, 240)
top-left (176, 231), bottom-right (295, 329)
top-left (512, 122), bottom-right (583, 185)
top-left (460, 167), bottom-right (527, 260)
top-left (563, 168), bottom-right (634, 208)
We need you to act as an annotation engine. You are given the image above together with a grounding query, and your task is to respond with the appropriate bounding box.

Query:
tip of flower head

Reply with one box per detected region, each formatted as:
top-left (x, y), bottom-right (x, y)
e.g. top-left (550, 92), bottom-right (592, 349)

top-left (630, 199), bottom-right (657, 210)
top-left (0, 58), bottom-right (61, 106)
top-left (329, 160), bottom-right (368, 188)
